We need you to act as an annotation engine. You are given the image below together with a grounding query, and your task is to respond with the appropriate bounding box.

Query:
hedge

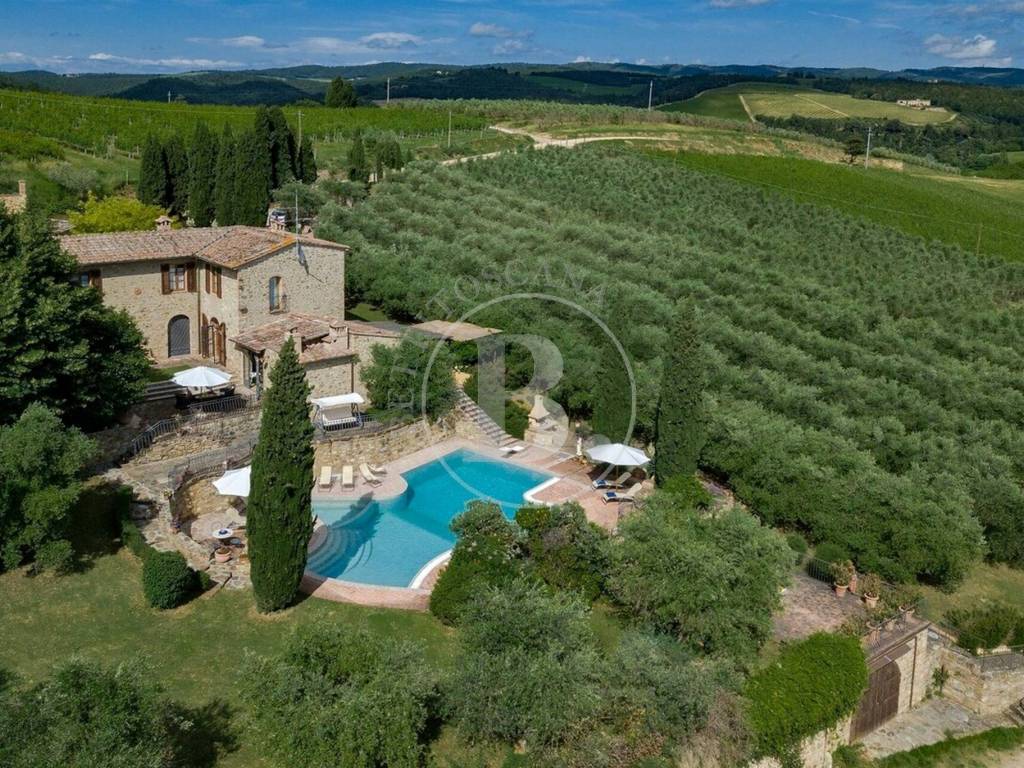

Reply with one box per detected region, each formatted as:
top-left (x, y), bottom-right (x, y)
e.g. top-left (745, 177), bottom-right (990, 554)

top-left (142, 550), bottom-right (199, 609)
top-left (744, 633), bottom-right (868, 761)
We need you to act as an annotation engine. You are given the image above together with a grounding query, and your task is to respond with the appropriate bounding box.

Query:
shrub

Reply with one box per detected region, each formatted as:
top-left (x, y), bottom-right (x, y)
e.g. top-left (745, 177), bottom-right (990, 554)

top-left (608, 496), bottom-right (792, 659)
top-left (813, 542), bottom-right (849, 565)
top-left (362, 335), bottom-right (457, 422)
top-left (141, 550), bottom-right (199, 609)
top-left (859, 573), bottom-right (882, 599)
top-left (785, 532), bottom-right (809, 565)
top-left (69, 194), bottom-right (166, 233)
top-left (831, 560), bottom-right (855, 587)
top-left (744, 633), bottom-right (868, 762)
top-left (429, 501), bottom-right (522, 625)
top-left (659, 473), bottom-right (713, 510)
top-left (242, 621), bottom-right (437, 768)
top-left (0, 658), bottom-right (183, 768)
top-left (515, 502), bottom-right (609, 601)
top-left (946, 603), bottom-right (1024, 653)
top-left (446, 578), bottom-right (601, 750)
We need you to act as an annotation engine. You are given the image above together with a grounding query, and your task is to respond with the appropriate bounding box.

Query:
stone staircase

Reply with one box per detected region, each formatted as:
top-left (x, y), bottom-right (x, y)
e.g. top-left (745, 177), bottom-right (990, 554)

top-left (142, 380), bottom-right (184, 403)
top-left (455, 390), bottom-right (519, 448)
top-left (1008, 698), bottom-right (1024, 727)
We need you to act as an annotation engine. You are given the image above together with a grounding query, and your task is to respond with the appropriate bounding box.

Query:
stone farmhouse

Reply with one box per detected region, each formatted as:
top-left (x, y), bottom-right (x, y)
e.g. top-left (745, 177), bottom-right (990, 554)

top-left (60, 222), bottom-right (398, 399)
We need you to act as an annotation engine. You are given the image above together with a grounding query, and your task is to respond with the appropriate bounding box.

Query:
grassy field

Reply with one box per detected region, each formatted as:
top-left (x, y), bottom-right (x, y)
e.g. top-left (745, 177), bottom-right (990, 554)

top-left (662, 83), bottom-right (956, 125)
top-left (877, 727), bottom-right (1024, 768)
top-left (663, 151), bottom-right (1024, 262)
top-left (918, 563), bottom-right (1024, 623)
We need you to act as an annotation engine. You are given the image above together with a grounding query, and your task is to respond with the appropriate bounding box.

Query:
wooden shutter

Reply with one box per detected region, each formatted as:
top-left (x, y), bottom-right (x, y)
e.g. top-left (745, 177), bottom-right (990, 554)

top-left (215, 268), bottom-right (222, 298)
top-left (161, 264), bottom-right (171, 294)
top-left (89, 269), bottom-right (102, 294)
top-left (205, 265), bottom-right (210, 293)
top-left (186, 262), bottom-right (196, 292)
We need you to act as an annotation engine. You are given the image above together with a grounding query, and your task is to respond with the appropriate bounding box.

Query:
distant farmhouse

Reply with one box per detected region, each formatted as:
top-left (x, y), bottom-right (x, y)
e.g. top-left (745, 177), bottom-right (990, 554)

top-left (896, 99), bottom-right (932, 109)
top-left (60, 221), bottom-right (398, 399)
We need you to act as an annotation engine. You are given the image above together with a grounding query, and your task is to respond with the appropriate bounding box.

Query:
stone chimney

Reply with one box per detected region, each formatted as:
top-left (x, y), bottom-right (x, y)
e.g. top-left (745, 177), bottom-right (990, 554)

top-left (17, 179), bottom-right (26, 197)
top-left (269, 219), bottom-right (285, 232)
top-left (155, 215), bottom-right (172, 232)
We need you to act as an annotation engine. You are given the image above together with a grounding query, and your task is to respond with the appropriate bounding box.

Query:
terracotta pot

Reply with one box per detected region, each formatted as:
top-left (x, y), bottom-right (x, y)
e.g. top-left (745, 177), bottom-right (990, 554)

top-left (834, 583), bottom-right (849, 597)
top-left (864, 594), bottom-right (879, 608)
top-left (214, 547), bottom-right (231, 564)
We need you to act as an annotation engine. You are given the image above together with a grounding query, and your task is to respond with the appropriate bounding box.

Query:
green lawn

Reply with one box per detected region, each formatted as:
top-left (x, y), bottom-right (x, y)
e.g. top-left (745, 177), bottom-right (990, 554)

top-left (0, 487), bottom-right (457, 767)
top-left (918, 563), bottom-right (1024, 624)
top-left (660, 87), bottom-right (752, 122)
top-left (146, 362), bottom-right (192, 382)
top-left (345, 301), bottom-right (391, 322)
top-left (878, 727), bottom-right (1024, 768)
top-left (662, 151), bottom-right (1024, 262)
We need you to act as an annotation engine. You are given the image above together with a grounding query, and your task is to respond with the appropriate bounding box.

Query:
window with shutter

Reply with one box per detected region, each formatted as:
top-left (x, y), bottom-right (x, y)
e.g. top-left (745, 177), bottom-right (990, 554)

top-left (205, 265), bottom-right (210, 293)
top-left (161, 264), bottom-right (171, 294)
top-left (186, 263), bottom-right (196, 292)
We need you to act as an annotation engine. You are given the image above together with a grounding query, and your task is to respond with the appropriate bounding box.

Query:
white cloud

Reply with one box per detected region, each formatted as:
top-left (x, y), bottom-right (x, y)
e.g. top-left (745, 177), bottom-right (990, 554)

top-left (0, 51), bottom-right (28, 63)
top-left (924, 33), bottom-right (1011, 65)
top-left (493, 39), bottom-right (526, 55)
top-left (469, 22), bottom-right (519, 38)
top-left (360, 32), bottom-right (424, 49)
top-left (573, 55), bottom-right (592, 63)
top-left (87, 52), bottom-right (243, 68)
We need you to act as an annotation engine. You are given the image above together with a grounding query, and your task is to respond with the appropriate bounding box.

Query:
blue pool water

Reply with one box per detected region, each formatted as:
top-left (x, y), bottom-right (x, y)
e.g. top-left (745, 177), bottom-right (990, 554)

top-left (307, 448), bottom-right (551, 587)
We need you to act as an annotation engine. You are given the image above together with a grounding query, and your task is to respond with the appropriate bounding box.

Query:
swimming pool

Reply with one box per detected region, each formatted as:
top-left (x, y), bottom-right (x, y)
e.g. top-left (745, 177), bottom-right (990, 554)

top-left (307, 448), bottom-right (552, 588)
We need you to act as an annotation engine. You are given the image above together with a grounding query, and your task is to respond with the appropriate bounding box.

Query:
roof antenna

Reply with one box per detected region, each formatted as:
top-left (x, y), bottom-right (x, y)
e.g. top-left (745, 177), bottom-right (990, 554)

top-left (295, 189), bottom-right (307, 268)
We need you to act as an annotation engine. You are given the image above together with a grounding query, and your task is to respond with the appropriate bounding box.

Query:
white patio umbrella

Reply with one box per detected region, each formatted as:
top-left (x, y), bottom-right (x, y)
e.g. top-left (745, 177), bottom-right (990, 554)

top-left (585, 443), bottom-right (650, 467)
top-left (172, 366), bottom-right (232, 389)
top-left (213, 465), bottom-right (251, 498)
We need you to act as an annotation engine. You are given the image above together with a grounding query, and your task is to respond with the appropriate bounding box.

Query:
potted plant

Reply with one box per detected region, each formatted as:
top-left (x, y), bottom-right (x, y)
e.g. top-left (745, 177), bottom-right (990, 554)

top-left (860, 573), bottom-right (882, 608)
top-left (831, 560), bottom-right (854, 597)
top-left (214, 546), bottom-right (232, 564)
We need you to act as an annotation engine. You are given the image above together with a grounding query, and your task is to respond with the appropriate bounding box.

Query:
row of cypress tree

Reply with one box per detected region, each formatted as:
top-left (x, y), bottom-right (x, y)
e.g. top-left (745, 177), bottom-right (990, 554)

top-left (138, 106), bottom-right (317, 228)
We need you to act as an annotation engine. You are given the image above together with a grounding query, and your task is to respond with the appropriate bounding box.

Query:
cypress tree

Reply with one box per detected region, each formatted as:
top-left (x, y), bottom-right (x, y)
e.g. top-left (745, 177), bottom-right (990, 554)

top-left (187, 122), bottom-right (217, 227)
top-left (233, 128), bottom-right (271, 226)
top-left (266, 106), bottom-right (296, 187)
top-left (163, 134), bottom-right (189, 218)
top-left (324, 76), bottom-right (357, 108)
top-left (347, 130), bottom-right (368, 183)
top-left (213, 124), bottom-right (236, 225)
top-left (137, 133), bottom-right (168, 208)
top-left (297, 136), bottom-right (317, 184)
top-left (652, 302), bottom-right (707, 486)
top-left (590, 300), bottom-right (634, 442)
top-left (247, 337), bottom-right (315, 613)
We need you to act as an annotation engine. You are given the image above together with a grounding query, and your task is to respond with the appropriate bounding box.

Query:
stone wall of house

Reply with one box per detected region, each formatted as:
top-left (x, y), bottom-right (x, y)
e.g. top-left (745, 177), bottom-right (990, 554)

top-left (893, 628), bottom-right (936, 715)
top-left (197, 264), bottom-right (245, 380)
top-left (237, 243), bottom-right (346, 331)
top-left (91, 259), bottom-right (200, 363)
top-left (313, 418), bottom-right (454, 471)
top-left (305, 358), bottom-right (357, 400)
top-left (941, 642), bottom-right (1024, 716)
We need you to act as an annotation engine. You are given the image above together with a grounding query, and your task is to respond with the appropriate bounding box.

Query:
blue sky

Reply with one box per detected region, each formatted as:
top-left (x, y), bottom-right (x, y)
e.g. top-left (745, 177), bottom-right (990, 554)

top-left (0, 1), bottom-right (1021, 73)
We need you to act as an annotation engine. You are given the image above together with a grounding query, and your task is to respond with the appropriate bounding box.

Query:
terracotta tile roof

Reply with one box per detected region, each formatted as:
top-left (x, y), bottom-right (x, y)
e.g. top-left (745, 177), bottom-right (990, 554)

top-left (60, 226), bottom-right (348, 268)
top-left (231, 313), bottom-right (398, 365)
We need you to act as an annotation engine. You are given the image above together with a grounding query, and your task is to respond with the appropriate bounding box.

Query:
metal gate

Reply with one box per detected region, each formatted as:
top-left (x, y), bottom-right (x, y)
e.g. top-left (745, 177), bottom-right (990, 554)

top-left (168, 315), bottom-right (190, 357)
top-left (851, 658), bottom-right (901, 739)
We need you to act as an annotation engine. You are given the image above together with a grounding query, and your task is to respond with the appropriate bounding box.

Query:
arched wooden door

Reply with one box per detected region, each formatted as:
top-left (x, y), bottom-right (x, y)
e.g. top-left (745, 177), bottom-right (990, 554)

top-left (168, 315), bottom-right (190, 357)
top-left (851, 659), bottom-right (901, 739)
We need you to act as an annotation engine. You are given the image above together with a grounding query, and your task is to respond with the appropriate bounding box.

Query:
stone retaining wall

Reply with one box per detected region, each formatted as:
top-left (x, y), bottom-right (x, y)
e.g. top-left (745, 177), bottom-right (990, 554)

top-left (127, 408), bottom-right (262, 465)
top-left (313, 415), bottom-right (477, 471)
top-left (941, 643), bottom-right (1024, 716)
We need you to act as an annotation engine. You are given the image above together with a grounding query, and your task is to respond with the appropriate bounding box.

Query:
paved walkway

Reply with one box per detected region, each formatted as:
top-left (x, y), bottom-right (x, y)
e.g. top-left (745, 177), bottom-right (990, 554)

top-left (773, 572), bottom-right (865, 641)
top-left (859, 698), bottom-right (1011, 758)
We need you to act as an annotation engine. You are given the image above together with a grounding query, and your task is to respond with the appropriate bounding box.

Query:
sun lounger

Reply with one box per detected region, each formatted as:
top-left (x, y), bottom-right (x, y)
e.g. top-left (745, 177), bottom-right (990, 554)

top-left (341, 465), bottom-right (354, 490)
top-left (359, 463), bottom-right (382, 486)
top-left (318, 466), bottom-right (333, 489)
top-left (368, 463), bottom-right (387, 475)
top-left (592, 471), bottom-right (631, 490)
top-left (501, 444), bottom-right (526, 456)
top-left (601, 482), bottom-right (642, 504)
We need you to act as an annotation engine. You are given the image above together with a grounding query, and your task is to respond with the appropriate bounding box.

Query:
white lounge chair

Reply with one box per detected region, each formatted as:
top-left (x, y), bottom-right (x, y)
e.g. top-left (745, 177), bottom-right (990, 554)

top-left (318, 466), bottom-right (333, 489)
top-left (592, 471), bottom-right (631, 490)
top-left (359, 463), bottom-right (382, 487)
top-left (501, 444), bottom-right (526, 457)
top-left (341, 465), bottom-right (355, 490)
top-left (601, 482), bottom-right (642, 504)
top-left (368, 463), bottom-right (388, 475)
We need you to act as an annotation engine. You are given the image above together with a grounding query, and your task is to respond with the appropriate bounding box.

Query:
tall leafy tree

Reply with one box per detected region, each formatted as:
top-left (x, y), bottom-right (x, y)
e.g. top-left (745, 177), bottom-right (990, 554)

top-left (0, 404), bottom-right (94, 573)
top-left (232, 128), bottom-right (271, 227)
top-left (346, 130), bottom-right (369, 183)
top-left (652, 302), bottom-right (706, 485)
top-left (324, 76), bottom-right (357, 108)
top-left (187, 121), bottom-right (218, 227)
top-left (136, 133), bottom-right (168, 207)
top-left (162, 133), bottom-right (189, 218)
top-left (247, 337), bottom-right (315, 612)
top-left (297, 135), bottom-right (317, 184)
top-left (0, 211), bottom-right (149, 431)
top-left (213, 124), bottom-right (236, 225)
